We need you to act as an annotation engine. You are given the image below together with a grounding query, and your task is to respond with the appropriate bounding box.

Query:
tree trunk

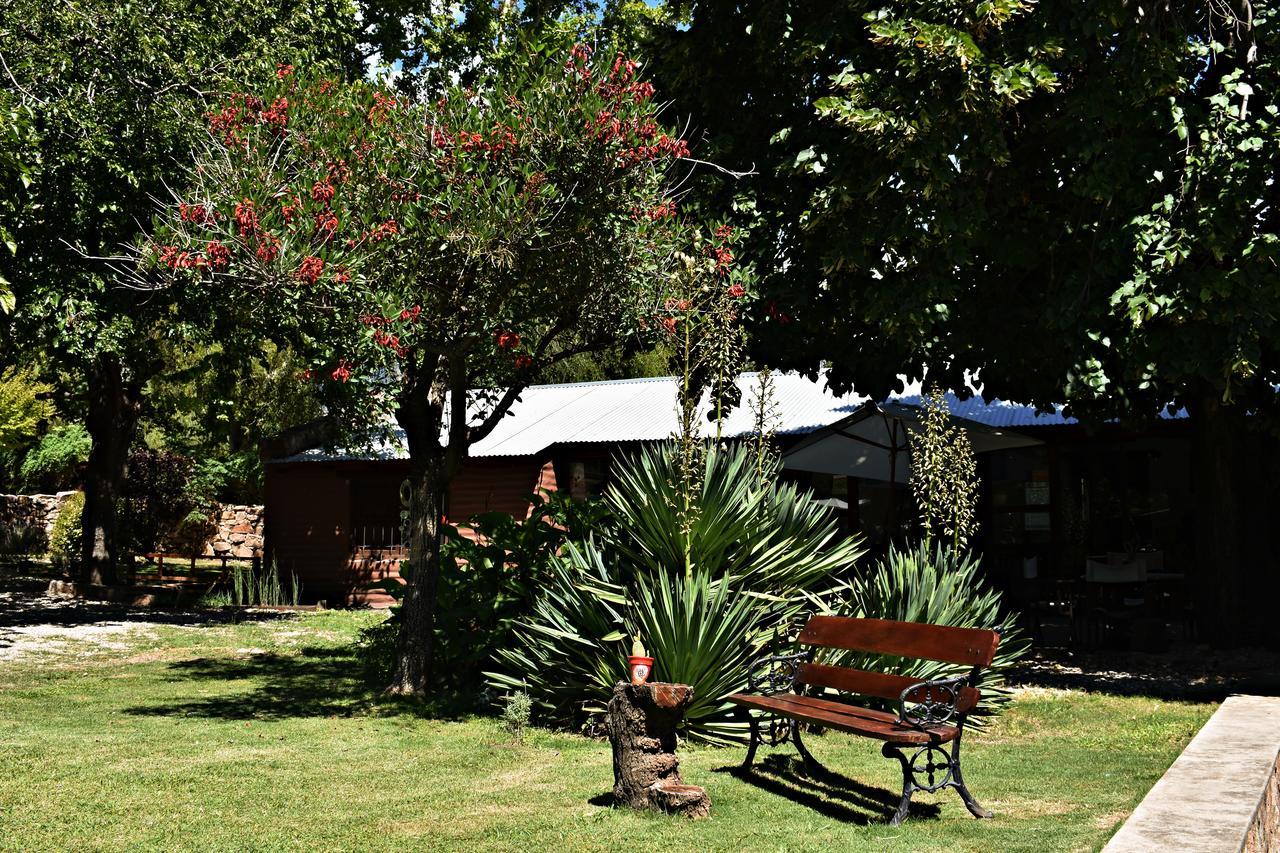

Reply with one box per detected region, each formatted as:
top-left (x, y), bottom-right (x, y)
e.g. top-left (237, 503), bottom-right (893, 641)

top-left (605, 681), bottom-right (710, 818)
top-left (385, 449), bottom-right (448, 695)
top-left (1188, 391), bottom-right (1267, 647)
top-left (81, 353), bottom-right (141, 587)
top-left (385, 357), bottom-right (456, 696)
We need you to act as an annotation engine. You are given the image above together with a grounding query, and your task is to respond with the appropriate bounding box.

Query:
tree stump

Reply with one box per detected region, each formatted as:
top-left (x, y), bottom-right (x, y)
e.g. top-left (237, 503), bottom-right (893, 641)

top-left (605, 681), bottom-right (711, 819)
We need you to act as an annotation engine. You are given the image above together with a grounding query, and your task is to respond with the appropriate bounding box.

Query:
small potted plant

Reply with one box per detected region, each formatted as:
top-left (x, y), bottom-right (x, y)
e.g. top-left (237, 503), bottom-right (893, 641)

top-left (627, 634), bottom-right (654, 685)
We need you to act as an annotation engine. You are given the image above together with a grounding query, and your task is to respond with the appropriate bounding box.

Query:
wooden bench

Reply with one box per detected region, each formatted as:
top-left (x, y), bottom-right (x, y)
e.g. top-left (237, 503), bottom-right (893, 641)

top-left (728, 615), bottom-right (1003, 825)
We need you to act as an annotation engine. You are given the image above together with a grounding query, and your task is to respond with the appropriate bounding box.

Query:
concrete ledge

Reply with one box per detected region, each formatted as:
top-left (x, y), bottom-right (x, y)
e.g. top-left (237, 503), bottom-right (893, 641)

top-left (1104, 695), bottom-right (1280, 852)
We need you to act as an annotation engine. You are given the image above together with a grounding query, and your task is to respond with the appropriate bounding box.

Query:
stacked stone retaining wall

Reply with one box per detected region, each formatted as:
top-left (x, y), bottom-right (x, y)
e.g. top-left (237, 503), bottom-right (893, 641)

top-left (1, 493), bottom-right (263, 558)
top-left (201, 504), bottom-right (264, 559)
top-left (0, 492), bottom-right (76, 550)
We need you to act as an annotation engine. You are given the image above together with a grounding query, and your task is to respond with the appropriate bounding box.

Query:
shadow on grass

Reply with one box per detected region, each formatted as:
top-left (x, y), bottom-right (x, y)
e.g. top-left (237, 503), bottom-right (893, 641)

top-left (0, 573), bottom-right (292, 631)
top-left (712, 753), bottom-right (938, 825)
top-left (122, 645), bottom-right (474, 722)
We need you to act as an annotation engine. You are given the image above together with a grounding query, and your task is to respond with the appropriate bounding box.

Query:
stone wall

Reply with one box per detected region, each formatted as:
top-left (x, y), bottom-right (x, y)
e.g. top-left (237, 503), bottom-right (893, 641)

top-left (1244, 752), bottom-right (1280, 853)
top-left (2, 492), bottom-right (263, 558)
top-left (0, 492), bottom-right (76, 550)
top-left (202, 504), bottom-right (264, 559)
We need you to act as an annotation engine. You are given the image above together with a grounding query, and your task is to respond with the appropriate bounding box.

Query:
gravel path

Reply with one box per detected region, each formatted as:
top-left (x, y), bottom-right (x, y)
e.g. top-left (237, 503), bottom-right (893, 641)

top-left (0, 573), bottom-right (283, 662)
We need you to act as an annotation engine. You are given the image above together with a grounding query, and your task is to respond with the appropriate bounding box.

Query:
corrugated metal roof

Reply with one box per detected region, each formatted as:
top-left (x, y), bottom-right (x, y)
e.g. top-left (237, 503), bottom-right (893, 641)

top-left (272, 372), bottom-right (1179, 463)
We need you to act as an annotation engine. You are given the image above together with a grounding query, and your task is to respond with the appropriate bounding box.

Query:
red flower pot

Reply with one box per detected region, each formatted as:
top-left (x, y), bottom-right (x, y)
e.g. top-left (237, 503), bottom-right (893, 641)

top-left (627, 655), bottom-right (654, 686)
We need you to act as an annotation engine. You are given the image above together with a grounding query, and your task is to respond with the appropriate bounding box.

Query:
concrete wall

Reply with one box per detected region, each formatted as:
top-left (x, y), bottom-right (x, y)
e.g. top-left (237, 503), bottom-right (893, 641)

top-left (1104, 694), bottom-right (1280, 853)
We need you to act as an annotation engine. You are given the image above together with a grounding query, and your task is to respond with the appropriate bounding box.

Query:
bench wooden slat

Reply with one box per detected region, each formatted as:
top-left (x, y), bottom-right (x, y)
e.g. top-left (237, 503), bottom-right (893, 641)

top-left (728, 692), bottom-right (959, 745)
top-left (797, 616), bottom-right (1000, 668)
top-left (796, 662), bottom-right (981, 714)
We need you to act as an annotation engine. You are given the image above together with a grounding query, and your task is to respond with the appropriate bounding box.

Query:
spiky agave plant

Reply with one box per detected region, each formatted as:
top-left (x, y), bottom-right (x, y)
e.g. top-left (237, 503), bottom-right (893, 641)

top-left (823, 541), bottom-right (1028, 723)
top-left (487, 442), bottom-right (865, 743)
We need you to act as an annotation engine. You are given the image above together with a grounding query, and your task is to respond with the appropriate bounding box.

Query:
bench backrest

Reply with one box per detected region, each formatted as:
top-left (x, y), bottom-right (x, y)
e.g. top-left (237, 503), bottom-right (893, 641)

top-left (792, 616), bottom-right (1001, 712)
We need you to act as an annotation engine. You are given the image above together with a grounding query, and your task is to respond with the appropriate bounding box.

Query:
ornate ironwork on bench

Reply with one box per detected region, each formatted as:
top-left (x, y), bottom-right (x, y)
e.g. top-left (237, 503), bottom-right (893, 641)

top-left (729, 615), bottom-right (1004, 826)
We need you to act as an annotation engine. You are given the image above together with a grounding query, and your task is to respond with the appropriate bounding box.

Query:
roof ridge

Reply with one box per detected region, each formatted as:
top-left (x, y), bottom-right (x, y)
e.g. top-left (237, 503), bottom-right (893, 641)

top-left (519, 370), bottom-right (769, 392)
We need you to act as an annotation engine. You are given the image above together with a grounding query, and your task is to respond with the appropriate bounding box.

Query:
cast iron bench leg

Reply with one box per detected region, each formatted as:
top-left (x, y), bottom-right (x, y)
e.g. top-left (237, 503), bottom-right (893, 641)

top-left (950, 734), bottom-right (992, 819)
top-left (792, 722), bottom-right (828, 776)
top-left (740, 708), bottom-right (761, 770)
top-left (882, 734), bottom-right (992, 826)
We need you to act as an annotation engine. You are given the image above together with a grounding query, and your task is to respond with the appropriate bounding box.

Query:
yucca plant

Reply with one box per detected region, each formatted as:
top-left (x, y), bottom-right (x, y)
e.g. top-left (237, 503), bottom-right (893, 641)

top-left (488, 442), bottom-right (865, 743)
top-left (822, 541), bottom-right (1028, 723)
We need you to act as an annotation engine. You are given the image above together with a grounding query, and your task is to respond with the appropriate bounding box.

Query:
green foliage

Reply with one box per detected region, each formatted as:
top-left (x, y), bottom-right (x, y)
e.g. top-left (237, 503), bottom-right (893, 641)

top-left (371, 489), bottom-right (611, 694)
top-left (501, 690), bottom-right (532, 744)
top-left (48, 491), bottom-right (85, 569)
top-left (489, 443), bottom-right (866, 742)
top-left (19, 424), bottom-right (90, 492)
top-left (827, 542), bottom-right (1028, 723)
top-left (908, 387), bottom-right (979, 550)
top-left (119, 449), bottom-right (205, 555)
top-left (438, 491), bottom-right (611, 689)
top-left (0, 367), bottom-right (53, 453)
top-left (140, 342), bottom-right (324, 502)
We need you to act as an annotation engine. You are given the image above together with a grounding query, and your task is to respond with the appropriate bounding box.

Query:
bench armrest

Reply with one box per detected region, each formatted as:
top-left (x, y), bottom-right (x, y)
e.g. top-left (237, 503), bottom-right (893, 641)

top-left (896, 674), bottom-right (971, 730)
top-left (745, 652), bottom-right (810, 696)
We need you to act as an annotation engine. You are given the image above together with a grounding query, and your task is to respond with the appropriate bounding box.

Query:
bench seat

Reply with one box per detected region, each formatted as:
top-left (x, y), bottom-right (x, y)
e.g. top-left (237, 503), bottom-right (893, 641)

top-left (727, 691), bottom-right (959, 746)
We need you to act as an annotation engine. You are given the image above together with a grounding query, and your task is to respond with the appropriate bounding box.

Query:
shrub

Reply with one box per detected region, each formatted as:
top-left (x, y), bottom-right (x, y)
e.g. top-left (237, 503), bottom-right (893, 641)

top-left (119, 449), bottom-right (228, 555)
top-left (488, 442), bottom-right (866, 743)
top-left (48, 490), bottom-right (84, 569)
top-left (502, 691), bottom-right (532, 744)
top-left (20, 424), bottom-right (90, 491)
top-left (825, 542), bottom-right (1028, 722)
top-left (0, 367), bottom-right (54, 454)
top-left (366, 489), bottom-right (610, 695)
top-left (0, 524), bottom-right (44, 556)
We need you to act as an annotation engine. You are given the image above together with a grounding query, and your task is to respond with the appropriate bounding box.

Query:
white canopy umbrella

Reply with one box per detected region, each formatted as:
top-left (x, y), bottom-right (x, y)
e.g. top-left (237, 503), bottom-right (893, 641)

top-left (782, 401), bottom-right (1042, 483)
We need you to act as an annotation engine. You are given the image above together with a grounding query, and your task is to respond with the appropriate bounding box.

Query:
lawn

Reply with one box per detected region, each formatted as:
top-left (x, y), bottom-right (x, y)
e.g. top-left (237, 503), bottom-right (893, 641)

top-left (0, 608), bottom-right (1212, 852)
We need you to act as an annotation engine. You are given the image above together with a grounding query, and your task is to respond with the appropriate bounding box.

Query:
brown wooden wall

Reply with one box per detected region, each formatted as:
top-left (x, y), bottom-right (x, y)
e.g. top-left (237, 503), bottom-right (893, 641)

top-left (263, 455), bottom-right (557, 606)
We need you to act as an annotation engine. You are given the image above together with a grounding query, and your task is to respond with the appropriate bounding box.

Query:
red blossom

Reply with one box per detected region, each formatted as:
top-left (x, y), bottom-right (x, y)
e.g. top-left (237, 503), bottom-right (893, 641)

top-left (400, 305), bottom-right (422, 322)
top-left (330, 360), bottom-right (352, 383)
top-left (311, 180), bottom-right (335, 203)
top-left (660, 316), bottom-right (678, 335)
top-left (636, 200), bottom-right (676, 221)
top-left (514, 354), bottom-right (534, 370)
top-left (727, 283), bottom-right (746, 298)
top-left (234, 199), bottom-right (259, 236)
top-left (494, 329), bottom-right (520, 350)
top-left (296, 255), bottom-right (324, 285)
top-left (333, 267), bottom-right (351, 284)
top-left (206, 241), bottom-right (231, 271)
top-left (767, 301), bottom-right (792, 324)
top-left (179, 203), bottom-right (213, 225)
top-left (714, 224), bottom-right (734, 240)
top-left (367, 219), bottom-right (398, 243)
top-left (297, 368), bottom-right (314, 382)
top-left (260, 97), bottom-right (289, 130)
top-left (710, 245), bottom-right (734, 275)
top-left (314, 209), bottom-right (339, 240)
top-left (368, 91), bottom-right (398, 125)
top-left (277, 63), bottom-right (294, 80)
top-left (255, 234), bottom-right (280, 263)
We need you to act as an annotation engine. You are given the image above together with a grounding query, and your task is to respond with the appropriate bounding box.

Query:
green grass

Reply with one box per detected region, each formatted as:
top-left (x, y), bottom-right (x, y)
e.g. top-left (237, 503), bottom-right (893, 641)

top-left (0, 610), bottom-right (1212, 852)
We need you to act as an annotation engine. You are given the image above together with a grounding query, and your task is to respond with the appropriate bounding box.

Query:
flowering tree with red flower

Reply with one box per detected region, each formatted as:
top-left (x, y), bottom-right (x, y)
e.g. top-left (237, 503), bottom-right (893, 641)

top-left (141, 43), bottom-right (697, 695)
